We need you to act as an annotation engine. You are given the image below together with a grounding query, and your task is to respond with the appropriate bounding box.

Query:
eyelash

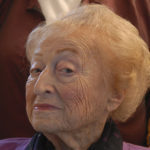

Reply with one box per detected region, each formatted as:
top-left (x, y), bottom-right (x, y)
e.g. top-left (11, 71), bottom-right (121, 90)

top-left (57, 67), bottom-right (74, 76)
top-left (30, 68), bottom-right (42, 75)
top-left (30, 61), bottom-right (77, 78)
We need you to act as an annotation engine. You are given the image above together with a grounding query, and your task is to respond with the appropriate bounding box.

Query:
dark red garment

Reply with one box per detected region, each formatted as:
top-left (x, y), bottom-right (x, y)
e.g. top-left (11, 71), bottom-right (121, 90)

top-left (0, 0), bottom-right (44, 139)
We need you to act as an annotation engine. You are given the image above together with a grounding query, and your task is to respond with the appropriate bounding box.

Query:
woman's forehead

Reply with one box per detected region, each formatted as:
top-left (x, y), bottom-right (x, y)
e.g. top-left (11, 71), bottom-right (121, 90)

top-left (34, 25), bottom-right (96, 54)
top-left (28, 23), bottom-right (109, 65)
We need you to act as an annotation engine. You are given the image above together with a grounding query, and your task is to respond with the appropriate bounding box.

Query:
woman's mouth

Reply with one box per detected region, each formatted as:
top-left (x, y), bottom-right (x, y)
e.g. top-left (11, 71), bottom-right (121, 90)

top-left (33, 103), bottom-right (60, 111)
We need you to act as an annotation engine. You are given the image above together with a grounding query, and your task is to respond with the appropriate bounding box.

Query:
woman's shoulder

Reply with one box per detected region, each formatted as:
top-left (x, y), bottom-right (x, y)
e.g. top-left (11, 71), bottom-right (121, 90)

top-left (0, 137), bottom-right (31, 150)
top-left (123, 142), bottom-right (149, 150)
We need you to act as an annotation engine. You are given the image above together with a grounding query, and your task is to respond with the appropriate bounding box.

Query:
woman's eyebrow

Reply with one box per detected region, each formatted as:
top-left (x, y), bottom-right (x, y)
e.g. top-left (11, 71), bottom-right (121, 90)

top-left (56, 48), bottom-right (78, 55)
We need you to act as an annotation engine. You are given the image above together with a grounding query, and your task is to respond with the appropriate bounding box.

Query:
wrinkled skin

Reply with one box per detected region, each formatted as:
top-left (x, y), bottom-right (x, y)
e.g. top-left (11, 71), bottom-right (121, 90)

top-left (26, 27), bottom-right (114, 150)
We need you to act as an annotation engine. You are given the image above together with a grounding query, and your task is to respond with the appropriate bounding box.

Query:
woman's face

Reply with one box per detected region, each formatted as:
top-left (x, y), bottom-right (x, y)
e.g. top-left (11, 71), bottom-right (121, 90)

top-left (26, 28), bottom-right (110, 134)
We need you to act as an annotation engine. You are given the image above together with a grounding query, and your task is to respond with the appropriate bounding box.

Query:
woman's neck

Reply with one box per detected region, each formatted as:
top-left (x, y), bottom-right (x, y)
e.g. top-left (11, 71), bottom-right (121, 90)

top-left (44, 121), bottom-right (106, 150)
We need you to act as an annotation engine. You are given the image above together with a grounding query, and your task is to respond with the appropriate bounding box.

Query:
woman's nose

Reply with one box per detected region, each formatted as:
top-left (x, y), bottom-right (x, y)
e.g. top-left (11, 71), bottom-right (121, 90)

top-left (34, 68), bottom-right (55, 96)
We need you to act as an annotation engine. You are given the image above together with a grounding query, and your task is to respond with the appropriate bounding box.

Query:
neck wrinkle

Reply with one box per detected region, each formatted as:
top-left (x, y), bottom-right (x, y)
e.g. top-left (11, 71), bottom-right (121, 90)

top-left (44, 120), bottom-right (106, 150)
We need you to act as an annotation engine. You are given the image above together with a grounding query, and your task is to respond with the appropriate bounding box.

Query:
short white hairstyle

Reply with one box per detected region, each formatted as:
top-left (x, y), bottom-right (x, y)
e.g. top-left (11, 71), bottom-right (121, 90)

top-left (26, 4), bottom-right (150, 122)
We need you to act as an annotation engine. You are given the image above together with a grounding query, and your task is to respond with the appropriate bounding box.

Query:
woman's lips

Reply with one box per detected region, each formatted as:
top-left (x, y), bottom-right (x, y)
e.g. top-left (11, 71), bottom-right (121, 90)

top-left (33, 104), bottom-right (60, 111)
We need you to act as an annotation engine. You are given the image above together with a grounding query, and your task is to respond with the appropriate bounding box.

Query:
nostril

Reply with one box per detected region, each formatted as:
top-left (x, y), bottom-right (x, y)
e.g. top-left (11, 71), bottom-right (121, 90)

top-left (45, 90), bottom-right (51, 94)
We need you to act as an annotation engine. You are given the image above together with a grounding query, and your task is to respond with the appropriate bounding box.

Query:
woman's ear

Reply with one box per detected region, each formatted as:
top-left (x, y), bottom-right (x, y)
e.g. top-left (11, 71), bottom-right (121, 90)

top-left (107, 91), bottom-right (125, 112)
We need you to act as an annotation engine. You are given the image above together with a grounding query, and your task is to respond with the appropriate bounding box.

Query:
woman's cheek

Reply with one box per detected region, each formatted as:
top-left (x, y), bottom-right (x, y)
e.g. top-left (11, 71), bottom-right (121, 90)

top-left (26, 76), bottom-right (37, 120)
top-left (57, 79), bottom-right (88, 112)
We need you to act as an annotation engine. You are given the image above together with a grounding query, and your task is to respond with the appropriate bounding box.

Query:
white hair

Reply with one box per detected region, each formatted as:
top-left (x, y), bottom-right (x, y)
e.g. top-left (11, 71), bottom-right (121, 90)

top-left (26, 4), bottom-right (150, 122)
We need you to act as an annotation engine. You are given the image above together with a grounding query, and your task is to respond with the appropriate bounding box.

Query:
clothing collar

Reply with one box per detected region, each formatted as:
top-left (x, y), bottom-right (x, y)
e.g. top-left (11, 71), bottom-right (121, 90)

top-left (25, 133), bottom-right (54, 150)
top-left (25, 121), bottom-right (123, 150)
top-left (88, 120), bottom-right (123, 150)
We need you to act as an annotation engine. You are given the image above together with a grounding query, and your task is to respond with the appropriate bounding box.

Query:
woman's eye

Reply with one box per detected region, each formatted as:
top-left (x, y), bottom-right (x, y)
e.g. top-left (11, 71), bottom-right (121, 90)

top-left (58, 67), bottom-right (74, 76)
top-left (56, 65), bottom-right (75, 76)
top-left (56, 60), bottom-right (77, 78)
top-left (30, 68), bottom-right (42, 76)
top-left (60, 68), bottom-right (74, 74)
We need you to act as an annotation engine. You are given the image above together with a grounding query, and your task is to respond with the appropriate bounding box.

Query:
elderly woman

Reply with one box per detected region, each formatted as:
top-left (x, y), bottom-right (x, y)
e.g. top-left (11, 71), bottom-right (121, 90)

top-left (0, 4), bottom-right (150, 150)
